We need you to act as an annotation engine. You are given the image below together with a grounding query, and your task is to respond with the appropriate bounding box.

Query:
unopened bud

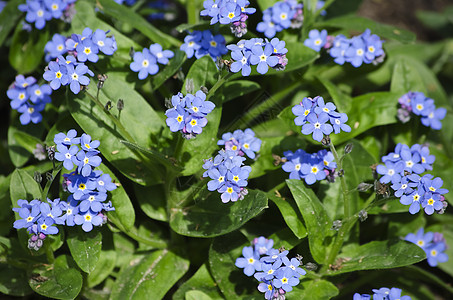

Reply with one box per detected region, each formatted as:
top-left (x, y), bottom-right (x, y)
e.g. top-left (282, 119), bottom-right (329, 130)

top-left (46, 172), bottom-right (53, 182)
top-left (358, 210), bottom-right (368, 222)
top-left (200, 86), bottom-right (209, 95)
top-left (129, 47), bottom-right (135, 59)
top-left (331, 220), bottom-right (342, 231)
top-left (97, 74), bottom-right (108, 89)
top-left (304, 262), bottom-right (318, 271)
top-left (117, 99), bottom-right (124, 111)
top-left (46, 145), bottom-right (55, 161)
top-left (34, 171), bottom-right (42, 183)
top-left (185, 78), bottom-right (194, 94)
top-left (104, 101), bottom-right (112, 111)
top-left (321, 135), bottom-right (331, 146)
top-left (357, 182), bottom-right (373, 192)
top-left (344, 143), bottom-right (353, 154)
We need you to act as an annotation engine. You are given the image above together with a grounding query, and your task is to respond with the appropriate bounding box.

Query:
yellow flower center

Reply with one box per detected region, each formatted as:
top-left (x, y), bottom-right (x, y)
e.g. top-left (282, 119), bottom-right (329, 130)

top-left (192, 107), bottom-right (199, 112)
top-left (85, 144), bottom-right (91, 149)
top-left (190, 119), bottom-right (197, 126)
top-left (142, 59), bottom-right (149, 67)
top-left (280, 13), bottom-right (287, 20)
top-left (41, 224), bottom-right (47, 230)
top-left (79, 183), bottom-right (86, 190)
top-left (97, 41), bottom-right (105, 47)
top-left (37, 9), bottom-right (44, 17)
top-left (71, 73), bottom-right (78, 80)
top-left (228, 12), bottom-right (235, 19)
top-left (429, 186), bottom-right (435, 192)
top-left (56, 71), bottom-right (62, 79)
top-left (368, 46), bottom-right (375, 53)
top-left (27, 216), bottom-right (33, 222)
top-left (218, 176), bottom-right (224, 183)
top-left (314, 39), bottom-right (322, 45)
top-left (35, 89), bottom-right (42, 96)
top-left (89, 196), bottom-right (95, 202)
top-left (28, 107), bottom-right (35, 114)
top-left (282, 277), bottom-right (288, 284)
top-left (417, 240), bottom-right (424, 246)
top-left (84, 47), bottom-right (91, 54)
top-left (311, 167), bottom-right (318, 174)
top-left (83, 157), bottom-right (89, 164)
top-left (295, 164), bottom-right (301, 170)
top-left (19, 93), bottom-right (25, 100)
top-left (227, 187), bottom-right (233, 193)
top-left (248, 258), bottom-right (254, 264)
top-left (210, 41), bottom-right (217, 47)
top-left (243, 143), bottom-right (249, 149)
top-left (431, 250), bottom-right (437, 256)
top-left (416, 104), bottom-right (423, 111)
top-left (85, 214), bottom-right (92, 221)
top-left (232, 145), bottom-right (238, 151)
top-left (304, 109), bottom-right (310, 116)
top-left (57, 44), bottom-right (64, 51)
top-left (52, 4), bottom-right (58, 10)
top-left (176, 115), bottom-right (183, 122)
top-left (233, 176), bottom-right (239, 182)
top-left (427, 198), bottom-right (434, 205)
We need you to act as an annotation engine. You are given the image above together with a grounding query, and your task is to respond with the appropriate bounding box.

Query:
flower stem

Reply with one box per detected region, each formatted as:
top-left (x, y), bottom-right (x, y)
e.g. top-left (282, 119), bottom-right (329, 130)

top-left (329, 140), bottom-right (350, 218)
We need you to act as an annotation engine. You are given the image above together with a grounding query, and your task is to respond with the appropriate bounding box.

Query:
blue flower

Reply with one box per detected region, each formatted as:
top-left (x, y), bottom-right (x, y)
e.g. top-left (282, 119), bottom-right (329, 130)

top-left (91, 29), bottom-right (116, 55)
top-left (44, 33), bottom-right (67, 61)
top-left (254, 236), bottom-right (274, 255)
top-left (353, 293), bottom-right (371, 300)
top-left (227, 166), bottom-right (251, 187)
top-left (37, 217), bottom-right (59, 234)
top-left (180, 31), bottom-right (202, 58)
top-left (218, 182), bottom-right (240, 203)
top-left (54, 129), bottom-right (80, 146)
top-left (149, 43), bottom-right (174, 65)
top-left (230, 50), bottom-right (252, 76)
top-left (219, 2), bottom-right (241, 24)
top-left (80, 133), bottom-right (100, 152)
top-left (376, 161), bottom-right (404, 184)
top-left (67, 174), bottom-right (97, 200)
top-left (66, 63), bottom-right (91, 94)
top-left (361, 29), bottom-right (384, 64)
top-left (13, 204), bottom-right (40, 229)
top-left (269, 38), bottom-right (287, 55)
top-left (184, 115), bottom-right (208, 134)
top-left (301, 161), bottom-right (326, 185)
top-left (130, 48), bottom-right (159, 80)
top-left (250, 44), bottom-right (279, 74)
top-left (272, 268), bottom-right (299, 292)
top-left (79, 192), bottom-right (107, 213)
top-left (207, 165), bottom-right (227, 191)
top-left (44, 0), bottom-right (65, 19)
top-left (301, 112), bottom-right (333, 142)
top-left (292, 97), bottom-right (316, 125)
top-left (282, 256), bottom-right (306, 276)
top-left (200, 0), bottom-right (222, 24)
top-left (28, 84), bottom-right (52, 104)
top-left (329, 34), bottom-right (350, 65)
top-left (76, 150), bottom-right (102, 177)
top-left (254, 259), bottom-right (282, 281)
top-left (21, 0), bottom-right (52, 30)
top-left (425, 242), bottom-right (449, 267)
top-left (256, 11), bottom-right (281, 39)
top-left (400, 189), bottom-right (423, 214)
top-left (95, 173), bottom-right (117, 192)
top-left (17, 103), bottom-right (46, 125)
top-left (304, 29), bottom-right (328, 52)
top-left (43, 61), bottom-right (69, 90)
top-left (54, 144), bottom-right (79, 170)
top-left (345, 36), bottom-right (366, 67)
top-left (421, 192), bottom-right (443, 215)
top-left (271, 2), bottom-right (294, 29)
top-left (165, 106), bottom-right (187, 132)
top-left (421, 107), bottom-right (446, 130)
top-left (235, 246), bottom-right (262, 276)
top-left (257, 280), bottom-right (277, 300)
top-left (76, 38), bottom-right (99, 63)
top-left (74, 209), bottom-right (103, 232)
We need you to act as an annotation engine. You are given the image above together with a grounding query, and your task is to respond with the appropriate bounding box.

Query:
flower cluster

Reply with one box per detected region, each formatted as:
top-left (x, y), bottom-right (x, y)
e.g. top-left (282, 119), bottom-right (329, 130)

top-left (304, 29), bottom-right (385, 68)
top-left (376, 143), bottom-right (448, 215)
top-left (165, 90), bottom-right (215, 139)
top-left (292, 96), bottom-right (351, 142)
top-left (202, 149), bottom-right (251, 203)
top-left (200, 0), bottom-right (255, 37)
top-left (54, 130), bottom-right (117, 231)
top-left (354, 287), bottom-right (412, 300)
top-left (235, 236), bottom-right (305, 299)
top-left (6, 75), bottom-right (52, 125)
top-left (281, 149), bottom-right (336, 185)
top-left (217, 128), bottom-right (262, 159)
top-left (227, 38), bottom-right (288, 76)
top-left (18, 0), bottom-right (76, 30)
top-left (405, 228), bottom-right (449, 267)
top-left (130, 43), bottom-right (174, 80)
top-left (397, 91), bottom-right (447, 130)
top-left (43, 28), bottom-right (117, 94)
top-left (180, 30), bottom-right (228, 61)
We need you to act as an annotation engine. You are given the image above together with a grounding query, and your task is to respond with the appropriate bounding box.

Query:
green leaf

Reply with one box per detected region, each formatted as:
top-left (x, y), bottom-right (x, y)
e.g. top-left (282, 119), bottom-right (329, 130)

top-left (97, 0), bottom-right (181, 48)
top-left (326, 240), bottom-right (426, 276)
top-left (135, 184), bottom-right (168, 222)
top-left (8, 120), bottom-right (45, 168)
top-left (9, 24), bottom-right (49, 73)
top-left (97, 163), bottom-right (135, 230)
top-left (270, 196), bottom-right (307, 239)
top-left (268, 227), bottom-right (303, 250)
top-left (317, 15), bottom-right (416, 43)
top-left (0, 0), bottom-right (24, 47)
top-left (186, 290), bottom-right (214, 300)
top-left (173, 264), bottom-right (223, 300)
top-left (331, 92), bottom-right (401, 144)
top-left (86, 235), bottom-right (117, 288)
top-left (290, 279), bottom-right (339, 300)
top-left (218, 80), bottom-right (261, 104)
top-left (13, 131), bottom-right (43, 155)
top-left (0, 264), bottom-right (33, 296)
top-left (170, 190), bottom-right (268, 238)
top-left (286, 179), bottom-right (334, 264)
top-left (209, 231), bottom-right (260, 298)
top-left (67, 227), bottom-right (102, 274)
top-left (67, 75), bottom-right (163, 186)
top-left (180, 56), bottom-right (222, 176)
top-left (10, 169), bottom-right (42, 204)
top-left (110, 249), bottom-right (189, 300)
top-left (391, 58), bottom-right (427, 95)
top-left (28, 255), bottom-right (83, 300)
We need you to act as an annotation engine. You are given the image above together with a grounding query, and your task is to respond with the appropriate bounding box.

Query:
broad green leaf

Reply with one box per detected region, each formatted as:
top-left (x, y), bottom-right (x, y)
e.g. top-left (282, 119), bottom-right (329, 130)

top-left (170, 189), bottom-right (268, 238)
top-left (8, 119), bottom-right (45, 167)
top-left (331, 92), bottom-right (401, 144)
top-left (67, 227), bottom-right (102, 274)
top-left (368, 197), bottom-right (411, 215)
top-left (67, 76), bottom-right (163, 186)
top-left (13, 131), bottom-right (43, 155)
top-left (387, 212), bottom-right (426, 241)
top-left (270, 196), bottom-right (307, 239)
top-left (290, 279), bottom-right (339, 300)
top-left (391, 58), bottom-right (427, 95)
top-left (28, 255), bottom-right (83, 300)
top-left (180, 56), bottom-right (222, 176)
top-left (10, 169), bottom-right (42, 204)
top-left (317, 15), bottom-right (416, 43)
top-left (110, 249), bottom-right (189, 300)
top-left (0, 175), bottom-right (12, 223)
top-left (87, 243), bottom-right (117, 287)
top-left (0, 0), bottom-right (24, 47)
top-left (268, 227), bottom-right (303, 250)
top-left (135, 184), bottom-right (168, 222)
top-left (173, 264), bottom-right (223, 300)
top-left (9, 23), bottom-right (49, 73)
top-left (0, 264), bottom-right (33, 296)
top-left (326, 240), bottom-right (426, 276)
top-left (209, 231), bottom-right (261, 298)
top-left (286, 179), bottom-right (334, 264)
top-left (186, 290), bottom-right (213, 300)
top-left (256, 0), bottom-right (276, 11)
top-left (97, 163), bottom-right (135, 230)
top-left (218, 80), bottom-right (261, 104)
top-left (97, 0), bottom-right (181, 48)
